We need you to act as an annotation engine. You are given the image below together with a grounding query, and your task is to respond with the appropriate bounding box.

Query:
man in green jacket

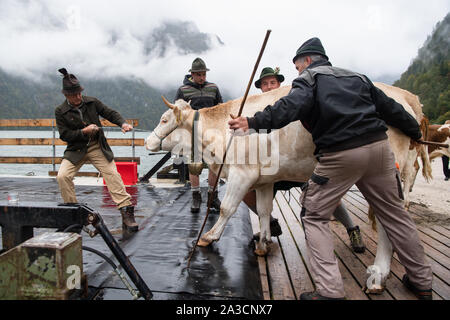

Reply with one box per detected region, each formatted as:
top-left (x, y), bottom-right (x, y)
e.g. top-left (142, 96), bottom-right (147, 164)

top-left (175, 58), bottom-right (223, 213)
top-left (55, 68), bottom-right (138, 233)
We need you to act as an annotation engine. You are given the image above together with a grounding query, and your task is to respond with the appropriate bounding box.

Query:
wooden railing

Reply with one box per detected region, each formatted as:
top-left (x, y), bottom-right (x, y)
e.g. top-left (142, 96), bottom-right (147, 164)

top-left (0, 119), bottom-right (143, 176)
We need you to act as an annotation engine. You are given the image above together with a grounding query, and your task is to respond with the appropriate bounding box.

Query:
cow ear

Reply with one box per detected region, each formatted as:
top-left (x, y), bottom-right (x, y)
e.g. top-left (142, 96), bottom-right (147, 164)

top-left (173, 106), bottom-right (183, 124)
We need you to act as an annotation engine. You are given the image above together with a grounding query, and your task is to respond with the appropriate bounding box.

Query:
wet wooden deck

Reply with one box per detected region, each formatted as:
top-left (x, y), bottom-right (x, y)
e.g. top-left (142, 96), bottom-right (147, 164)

top-left (250, 187), bottom-right (450, 300)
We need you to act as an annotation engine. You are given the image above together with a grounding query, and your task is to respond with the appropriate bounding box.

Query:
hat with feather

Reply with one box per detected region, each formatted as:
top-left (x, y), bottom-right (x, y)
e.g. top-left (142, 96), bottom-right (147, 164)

top-left (255, 67), bottom-right (285, 89)
top-left (58, 68), bottom-right (84, 94)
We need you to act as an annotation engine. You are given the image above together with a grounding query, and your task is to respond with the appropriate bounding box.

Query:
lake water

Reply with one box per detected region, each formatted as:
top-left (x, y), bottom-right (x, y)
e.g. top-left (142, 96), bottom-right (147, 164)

top-left (0, 130), bottom-right (168, 177)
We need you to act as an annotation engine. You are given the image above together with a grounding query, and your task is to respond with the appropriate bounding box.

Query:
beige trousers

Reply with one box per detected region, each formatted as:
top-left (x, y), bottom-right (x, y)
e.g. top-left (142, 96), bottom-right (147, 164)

top-left (300, 139), bottom-right (432, 298)
top-left (57, 142), bottom-right (131, 209)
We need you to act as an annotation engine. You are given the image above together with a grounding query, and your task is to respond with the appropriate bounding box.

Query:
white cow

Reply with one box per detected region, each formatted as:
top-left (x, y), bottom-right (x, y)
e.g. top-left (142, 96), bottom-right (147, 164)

top-left (146, 83), bottom-right (430, 294)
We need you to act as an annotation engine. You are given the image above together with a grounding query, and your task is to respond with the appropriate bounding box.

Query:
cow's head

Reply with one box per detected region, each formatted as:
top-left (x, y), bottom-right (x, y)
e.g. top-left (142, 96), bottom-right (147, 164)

top-left (145, 97), bottom-right (193, 152)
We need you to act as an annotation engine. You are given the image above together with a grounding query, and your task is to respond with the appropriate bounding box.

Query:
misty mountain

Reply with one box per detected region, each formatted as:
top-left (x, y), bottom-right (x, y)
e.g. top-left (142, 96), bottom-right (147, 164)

top-left (394, 12), bottom-right (450, 123)
top-left (142, 21), bottom-right (224, 57)
top-left (0, 19), bottom-right (226, 130)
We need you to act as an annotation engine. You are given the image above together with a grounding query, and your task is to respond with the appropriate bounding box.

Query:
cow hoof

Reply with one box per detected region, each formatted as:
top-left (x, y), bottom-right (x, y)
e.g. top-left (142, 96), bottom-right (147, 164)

top-left (254, 248), bottom-right (267, 256)
top-left (197, 237), bottom-right (212, 247)
top-left (364, 285), bottom-right (385, 295)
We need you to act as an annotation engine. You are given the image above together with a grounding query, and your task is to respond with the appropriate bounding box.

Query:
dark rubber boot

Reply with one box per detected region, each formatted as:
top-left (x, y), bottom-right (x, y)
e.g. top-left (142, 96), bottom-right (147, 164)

top-left (402, 274), bottom-right (432, 300)
top-left (347, 226), bottom-right (365, 253)
top-left (300, 291), bottom-right (345, 300)
top-left (207, 190), bottom-right (221, 213)
top-left (191, 191), bottom-right (202, 213)
top-left (119, 206), bottom-right (139, 233)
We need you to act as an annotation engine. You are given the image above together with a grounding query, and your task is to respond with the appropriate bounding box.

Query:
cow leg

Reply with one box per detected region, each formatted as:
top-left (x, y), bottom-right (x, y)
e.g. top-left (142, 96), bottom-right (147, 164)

top-left (366, 217), bottom-right (393, 294)
top-left (408, 159), bottom-right (420, 193)
top-left (254, 184), bottom-right (275, 256)
top-left (401, 150), bottom-right (419, 209)
top-left (197, 168), bottom-right (258, 247)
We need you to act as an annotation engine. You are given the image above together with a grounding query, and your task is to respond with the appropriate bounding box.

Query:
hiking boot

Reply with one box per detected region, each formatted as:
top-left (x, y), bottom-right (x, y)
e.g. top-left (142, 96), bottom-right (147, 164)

top-left (402, 274), bottom-right (432, 300)
top-left (191, 191), bottom-right (202, 213)
top-left (347, 226), bottom-right (365, 253)
top-left (270, 217), bottom-right (283, 237)
top-left (119, 206), bottom-right (139, 233)
top-left (207, 190), bottom-right (221, 213)
top-left (300, 291), bottom-right (345, 300)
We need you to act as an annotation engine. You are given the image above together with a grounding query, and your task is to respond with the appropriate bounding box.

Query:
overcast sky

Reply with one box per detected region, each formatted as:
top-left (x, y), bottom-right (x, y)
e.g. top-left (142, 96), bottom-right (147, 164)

top-left (0, 0), bottom-right (448, 97)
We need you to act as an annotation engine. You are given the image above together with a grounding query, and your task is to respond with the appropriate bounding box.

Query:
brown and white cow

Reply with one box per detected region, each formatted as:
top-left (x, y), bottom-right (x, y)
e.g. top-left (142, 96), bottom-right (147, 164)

top-left (145, 82), bottom-right (430, 294)
top-left (427, 123), bottom-right (450, 160)
top-left (408, 120), bottom-right (450, 192)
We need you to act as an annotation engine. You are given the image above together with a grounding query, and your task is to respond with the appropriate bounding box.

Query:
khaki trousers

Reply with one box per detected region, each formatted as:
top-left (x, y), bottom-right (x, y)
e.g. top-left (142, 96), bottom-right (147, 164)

top-left (57, 142), bottom-right (131, 209)
top-left (300, 139), bottom-right (432, 298)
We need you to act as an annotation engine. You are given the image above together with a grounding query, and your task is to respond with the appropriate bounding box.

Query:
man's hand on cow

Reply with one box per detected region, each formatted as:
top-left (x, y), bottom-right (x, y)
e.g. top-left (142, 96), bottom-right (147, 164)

top-left (121, 122), bottom-right (133, 133)
top-left (228, 115), bottom-right (249, 135)
top-left (410, 138), bottom-right (424, 148)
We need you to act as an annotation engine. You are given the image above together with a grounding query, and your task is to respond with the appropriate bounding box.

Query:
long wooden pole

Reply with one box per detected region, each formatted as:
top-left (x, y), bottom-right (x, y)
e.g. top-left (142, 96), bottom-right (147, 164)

top-left (417, 140), bottom-right (449, 149)
top-left (187, 30), bottom-right (272, 268)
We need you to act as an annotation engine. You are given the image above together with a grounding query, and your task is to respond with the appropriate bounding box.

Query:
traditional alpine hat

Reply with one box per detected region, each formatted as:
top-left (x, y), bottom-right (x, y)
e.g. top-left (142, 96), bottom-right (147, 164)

top-left (255, 67), bottom-right (285, 89)
top-left (292, 37), bottom-right (329, 63)
top-left (189, 57), bottom-right (210, 72)
top-left (58, 68), bottom-right (84, 94)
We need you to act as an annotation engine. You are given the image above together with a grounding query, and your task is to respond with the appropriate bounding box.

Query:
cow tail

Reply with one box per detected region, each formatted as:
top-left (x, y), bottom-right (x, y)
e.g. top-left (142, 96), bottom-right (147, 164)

top-left (419, 117), bottom-right (433, 182)
top-left (420, 145), bottom-right (433, 182)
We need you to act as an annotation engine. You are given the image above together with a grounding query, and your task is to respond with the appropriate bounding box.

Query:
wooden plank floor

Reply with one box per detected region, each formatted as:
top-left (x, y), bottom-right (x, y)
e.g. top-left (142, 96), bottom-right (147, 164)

top-left (250, 187), bottom-right (450, 300)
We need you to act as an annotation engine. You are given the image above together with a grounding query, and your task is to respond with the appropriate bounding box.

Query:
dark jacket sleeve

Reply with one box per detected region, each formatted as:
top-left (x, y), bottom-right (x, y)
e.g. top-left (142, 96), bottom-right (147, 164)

top-left (175, 88), bottom-right (184, 102)
top-left (247, 80), bottom-right (315, 131)
top-left (55, 108), bottom-right (88, 143)
top-left (368, 81), bottom-right (422, 140)
top-left (215, 87), bottom-right (223, 104)
top-left (94, 99), bottom-right (126, 127)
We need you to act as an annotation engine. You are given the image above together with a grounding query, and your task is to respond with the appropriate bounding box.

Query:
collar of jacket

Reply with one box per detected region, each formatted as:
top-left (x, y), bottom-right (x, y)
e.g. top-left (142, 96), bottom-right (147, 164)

top-left (183, 74), bottom-right (208, 89)
top-left (59, 96), bottom-right (96, 114)
top-left (306, 59), bottom-right (332, 71)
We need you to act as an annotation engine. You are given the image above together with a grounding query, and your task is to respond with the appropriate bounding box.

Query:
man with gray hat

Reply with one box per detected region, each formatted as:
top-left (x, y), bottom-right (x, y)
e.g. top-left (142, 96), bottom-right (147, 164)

top-left (175, 58), bottom-right (223, 213)
top-left (54, 68), bottom-right (139, 233)
top-left (229, 38), bottom-right (432, 300)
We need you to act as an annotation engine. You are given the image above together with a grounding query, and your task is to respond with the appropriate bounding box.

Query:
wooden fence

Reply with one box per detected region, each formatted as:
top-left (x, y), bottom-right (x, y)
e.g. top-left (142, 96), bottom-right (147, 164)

top-left (0, 119), bottom-right (144, 177)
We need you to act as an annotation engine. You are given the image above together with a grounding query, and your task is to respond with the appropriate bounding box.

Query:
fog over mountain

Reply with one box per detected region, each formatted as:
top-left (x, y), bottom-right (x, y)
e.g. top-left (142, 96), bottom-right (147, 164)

top-left (0, 0), bottom-right (449, 129)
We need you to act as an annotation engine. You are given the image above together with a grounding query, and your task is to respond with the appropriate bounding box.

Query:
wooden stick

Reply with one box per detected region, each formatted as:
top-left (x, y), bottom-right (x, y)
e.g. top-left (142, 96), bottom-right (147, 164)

top-left (187, 30), bottom-right (272, 268)
top-left (417, 140), bottom-right (449, 149)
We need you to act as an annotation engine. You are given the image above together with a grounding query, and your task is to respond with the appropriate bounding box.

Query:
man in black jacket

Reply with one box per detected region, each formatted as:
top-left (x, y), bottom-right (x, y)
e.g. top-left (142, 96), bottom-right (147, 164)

top-left (229, 38), bottom-right (432, 300)
top-left (246, 67), bottom-right (366, 253)
top-left (175, 58), bottom-right (223, 213)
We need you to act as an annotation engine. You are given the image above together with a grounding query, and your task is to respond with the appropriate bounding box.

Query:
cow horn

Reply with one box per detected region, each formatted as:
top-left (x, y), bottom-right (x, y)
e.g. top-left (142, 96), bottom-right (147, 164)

top-left (161, 96), bottom-right (175, 109)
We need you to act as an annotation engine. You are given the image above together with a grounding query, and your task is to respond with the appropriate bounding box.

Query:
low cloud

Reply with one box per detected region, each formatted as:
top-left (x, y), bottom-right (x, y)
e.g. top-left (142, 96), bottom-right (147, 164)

top-left (0, 0), bottom-right (448, 98)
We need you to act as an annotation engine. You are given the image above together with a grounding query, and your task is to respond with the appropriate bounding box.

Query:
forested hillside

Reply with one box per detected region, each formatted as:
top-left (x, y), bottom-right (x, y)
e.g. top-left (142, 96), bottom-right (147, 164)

top-left (0, 68), bottom-right (175, 130)
top-left (394, 13), bottom-right (450, 123)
